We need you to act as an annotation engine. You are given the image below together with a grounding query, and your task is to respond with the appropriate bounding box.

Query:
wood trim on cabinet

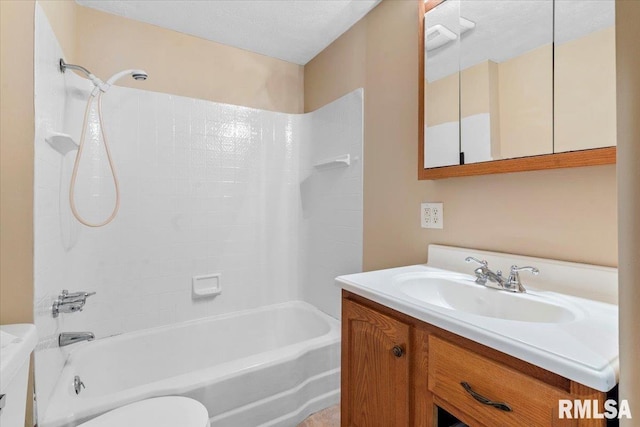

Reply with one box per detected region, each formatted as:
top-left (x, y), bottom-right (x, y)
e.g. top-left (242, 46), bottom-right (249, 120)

top-left (418, 0), bottom-right (426, 180)
top-left (412, 327), bottom-right (433, 426)
top-left (417, 0), bottom-right (617, 180)
top-left (569, 383), bottom-right (610, 427)
top-left (419, 147), bottom-right (616, 180)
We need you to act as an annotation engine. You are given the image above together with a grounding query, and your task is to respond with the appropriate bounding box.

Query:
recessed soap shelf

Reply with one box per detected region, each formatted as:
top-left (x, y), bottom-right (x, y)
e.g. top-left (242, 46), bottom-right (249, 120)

top-left (314, 154), bottom-right (351, 169)
top-left (192, 273), bottom-right (222, 298)
top-left (46, 131), bottom-right (78, 155)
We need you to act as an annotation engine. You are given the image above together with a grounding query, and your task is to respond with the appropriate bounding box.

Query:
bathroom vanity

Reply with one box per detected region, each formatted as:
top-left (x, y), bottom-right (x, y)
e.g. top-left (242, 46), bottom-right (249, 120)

top-left (337, 246), bottom-right (619, 427)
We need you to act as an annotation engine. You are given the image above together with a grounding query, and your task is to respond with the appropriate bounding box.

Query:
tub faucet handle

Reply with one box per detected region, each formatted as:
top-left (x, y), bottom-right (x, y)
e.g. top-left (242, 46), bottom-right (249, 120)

top-left (74, 375), bottom-right (85, 395)
top-left (62, 290), bottom-right (96, 301)
top-left (52, 290), bottom-right (96, 318)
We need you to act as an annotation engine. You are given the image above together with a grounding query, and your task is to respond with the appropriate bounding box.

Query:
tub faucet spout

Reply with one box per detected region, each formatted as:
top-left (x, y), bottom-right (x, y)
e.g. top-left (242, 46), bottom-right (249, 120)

top-left (59, 332), bottom-right (95, 347)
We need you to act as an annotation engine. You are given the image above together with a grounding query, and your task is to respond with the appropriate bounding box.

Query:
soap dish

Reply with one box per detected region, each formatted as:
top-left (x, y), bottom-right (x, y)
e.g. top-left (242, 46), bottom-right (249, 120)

top-left (192, 273), bottom-right (222, 298)
top-left (46, 131), bottom-right (78, 155)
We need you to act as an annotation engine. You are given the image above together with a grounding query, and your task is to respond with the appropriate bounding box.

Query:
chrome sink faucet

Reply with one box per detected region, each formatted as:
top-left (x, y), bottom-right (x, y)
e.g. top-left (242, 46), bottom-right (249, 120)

top-left (465, 257), bottom-right (539, 293)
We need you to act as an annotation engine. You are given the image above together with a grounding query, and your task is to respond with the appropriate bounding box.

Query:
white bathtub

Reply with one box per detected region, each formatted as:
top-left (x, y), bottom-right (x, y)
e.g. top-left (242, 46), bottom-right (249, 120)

top-left (41, 301), bottom-right (341, 427)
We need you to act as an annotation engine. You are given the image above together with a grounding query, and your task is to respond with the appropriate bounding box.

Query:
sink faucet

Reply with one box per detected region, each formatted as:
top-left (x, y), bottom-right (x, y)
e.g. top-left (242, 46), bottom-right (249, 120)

top-left (465, 257), bottom-right (539, 293)
top-left (59, 332), bottom-right (95, 347)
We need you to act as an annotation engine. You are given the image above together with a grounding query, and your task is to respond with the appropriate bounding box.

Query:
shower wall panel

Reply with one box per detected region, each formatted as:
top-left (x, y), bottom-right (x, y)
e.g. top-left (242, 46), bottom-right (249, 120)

top-left (34, 4), bottom-right (362, 420)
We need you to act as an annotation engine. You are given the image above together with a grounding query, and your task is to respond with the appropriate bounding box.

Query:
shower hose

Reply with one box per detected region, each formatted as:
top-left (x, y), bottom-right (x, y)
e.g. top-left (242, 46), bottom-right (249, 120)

top-left (69, 91), bottom-right (120, 227)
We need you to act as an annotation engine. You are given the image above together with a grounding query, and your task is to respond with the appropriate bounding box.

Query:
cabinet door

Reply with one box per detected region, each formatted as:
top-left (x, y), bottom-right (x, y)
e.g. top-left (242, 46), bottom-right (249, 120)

top-left (341, 298), bottom-right (410, 427)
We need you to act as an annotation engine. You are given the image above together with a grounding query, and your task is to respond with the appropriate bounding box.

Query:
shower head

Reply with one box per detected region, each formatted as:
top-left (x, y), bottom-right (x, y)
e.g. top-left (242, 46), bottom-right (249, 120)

top-left (59, 59), bottom-right (148, 95)
top-left (106, 69), bottom-right (149, 86)
top-left (132, 72), bottom-right (148, 81)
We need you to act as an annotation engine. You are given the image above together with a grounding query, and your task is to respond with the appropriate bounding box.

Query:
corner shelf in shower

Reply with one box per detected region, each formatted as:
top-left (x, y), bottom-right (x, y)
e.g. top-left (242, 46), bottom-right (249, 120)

top-left (45, 131), bottom-right (78, 155)
top-left (313, 154), bottom-right (351, 170)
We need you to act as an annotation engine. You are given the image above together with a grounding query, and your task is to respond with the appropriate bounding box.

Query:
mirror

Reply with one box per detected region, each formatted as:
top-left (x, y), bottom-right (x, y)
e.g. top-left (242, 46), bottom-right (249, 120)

top-left (424, 0), bottom-right (460, 168)
top-left (420, 0), bottom-right (617, 178)
top-left (460, 0), bottom-right (553, 164)
top-left (554, 0), bottom-right (616, 152)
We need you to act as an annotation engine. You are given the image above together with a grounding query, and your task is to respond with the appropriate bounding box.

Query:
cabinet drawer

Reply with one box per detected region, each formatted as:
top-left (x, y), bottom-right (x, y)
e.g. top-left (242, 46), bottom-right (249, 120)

top-left (428, 336), bottom-right (575, 427)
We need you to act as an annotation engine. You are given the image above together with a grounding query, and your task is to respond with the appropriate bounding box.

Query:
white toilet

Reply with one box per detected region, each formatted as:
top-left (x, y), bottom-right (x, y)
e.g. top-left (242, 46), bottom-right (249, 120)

top-left (78, 396), bottom-right (210, 427)
top-left (0, 324), bottom-right (38, 427)
top-left (1, 324), bottom-right (207, 427)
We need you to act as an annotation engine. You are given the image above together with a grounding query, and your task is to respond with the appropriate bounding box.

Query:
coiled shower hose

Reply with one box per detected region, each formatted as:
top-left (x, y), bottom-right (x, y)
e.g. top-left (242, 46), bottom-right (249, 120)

top-left (69, 91), bottom-right (120, 227)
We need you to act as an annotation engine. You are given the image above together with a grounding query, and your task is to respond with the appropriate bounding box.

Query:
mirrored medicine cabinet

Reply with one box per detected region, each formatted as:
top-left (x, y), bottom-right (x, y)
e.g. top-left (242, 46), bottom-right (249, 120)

top-left (418, 0), bottom-right (617, 179)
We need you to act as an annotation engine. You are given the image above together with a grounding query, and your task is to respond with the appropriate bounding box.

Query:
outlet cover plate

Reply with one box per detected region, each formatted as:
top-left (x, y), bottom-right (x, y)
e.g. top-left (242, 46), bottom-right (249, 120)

top-left (421, 202), bottom-right (443, 229)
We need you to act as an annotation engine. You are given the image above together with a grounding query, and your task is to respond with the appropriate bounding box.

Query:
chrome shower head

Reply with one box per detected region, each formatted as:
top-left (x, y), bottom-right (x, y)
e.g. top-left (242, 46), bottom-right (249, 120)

top-left (59, 58), bottom-right (149, 95)
top-left (132, 72), bottom-right (148, 81)
top-left (106, 69), bottom-right (149, 86)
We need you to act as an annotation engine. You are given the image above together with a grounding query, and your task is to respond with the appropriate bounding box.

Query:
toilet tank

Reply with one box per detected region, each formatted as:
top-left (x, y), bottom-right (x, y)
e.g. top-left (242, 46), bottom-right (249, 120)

top-left (0, 324), bottom-right (37, 427)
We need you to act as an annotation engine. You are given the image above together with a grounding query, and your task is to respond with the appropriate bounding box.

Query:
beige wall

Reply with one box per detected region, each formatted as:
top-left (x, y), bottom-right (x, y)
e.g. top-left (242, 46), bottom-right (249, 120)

top-left (460, 61), bottom-right (492, 118)
top-left (616, 0), bottom-right (640, 422)
top-left (1, 3), bottom-right (36, 426)
top-left (305, 0), bottom-right (618, 271)
top-left (498, 44), bottom-right (554, 159)
top-left (38, 0), bottom-right (78, 61)
top-left (0, 1), bottom-right (35, 325)
top-left (555, 26), bottom-right (617, 152)
top-left (425, 72), bottom-right (458, 126)
top-left (40, 0), bottom-right (304, 113)
top-left (460, 60), bottom-right (501, 157)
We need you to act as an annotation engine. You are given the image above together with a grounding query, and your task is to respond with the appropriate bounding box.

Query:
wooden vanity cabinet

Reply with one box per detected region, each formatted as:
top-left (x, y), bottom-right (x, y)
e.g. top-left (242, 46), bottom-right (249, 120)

top-left (341, 290), bottom-right (608, 427)
top-left (341, 297), bottom-right (411, 426)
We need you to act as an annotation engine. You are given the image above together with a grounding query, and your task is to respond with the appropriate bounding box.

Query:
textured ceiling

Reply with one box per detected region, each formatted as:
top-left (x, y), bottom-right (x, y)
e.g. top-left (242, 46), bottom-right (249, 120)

top-left (75, 0), bottom-right (381, 65)
top-left (426, 0), bottom-right (615, 82)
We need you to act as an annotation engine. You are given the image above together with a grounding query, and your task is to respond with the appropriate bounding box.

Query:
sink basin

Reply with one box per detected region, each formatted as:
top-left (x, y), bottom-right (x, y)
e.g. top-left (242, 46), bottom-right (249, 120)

top-left (394, 273), bottom-right (577, 323)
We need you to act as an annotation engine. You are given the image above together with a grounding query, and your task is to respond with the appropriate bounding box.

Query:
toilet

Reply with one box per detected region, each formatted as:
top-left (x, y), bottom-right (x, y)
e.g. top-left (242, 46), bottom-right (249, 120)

top-left (78, 396), bottom-right (210, 427)
top-left (0, 324), bottom-right (38, 427)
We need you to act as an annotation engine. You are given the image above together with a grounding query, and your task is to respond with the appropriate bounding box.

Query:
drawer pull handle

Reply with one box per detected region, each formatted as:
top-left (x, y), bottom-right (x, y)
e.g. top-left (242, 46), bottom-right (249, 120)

top-left (392, 345), bottom-right (404, 357)
top-left (460, 382), bottom-right (512, 412)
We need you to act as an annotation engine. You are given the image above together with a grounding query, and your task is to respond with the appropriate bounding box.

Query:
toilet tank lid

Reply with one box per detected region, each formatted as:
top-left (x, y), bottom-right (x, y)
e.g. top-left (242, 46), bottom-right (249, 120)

top-left (0, 324), bottom-right (37, 392)
top-left (79, 397), bottom-right (209, 427)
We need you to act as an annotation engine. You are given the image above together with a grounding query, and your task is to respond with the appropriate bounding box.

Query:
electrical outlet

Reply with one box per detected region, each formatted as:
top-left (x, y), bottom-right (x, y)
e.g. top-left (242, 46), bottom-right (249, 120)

top-left (421, 202), bottom-right (443, 229)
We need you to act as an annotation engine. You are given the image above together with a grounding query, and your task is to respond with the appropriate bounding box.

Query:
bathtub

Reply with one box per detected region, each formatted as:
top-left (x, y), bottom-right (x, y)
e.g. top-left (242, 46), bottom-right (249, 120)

top-left (40, 301), bottom-right (341, 427)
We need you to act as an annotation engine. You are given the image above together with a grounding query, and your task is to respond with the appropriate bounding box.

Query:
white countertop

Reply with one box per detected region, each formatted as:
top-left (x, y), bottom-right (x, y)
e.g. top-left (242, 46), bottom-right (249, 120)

top-left (336, 246), bottom-right (619, 392)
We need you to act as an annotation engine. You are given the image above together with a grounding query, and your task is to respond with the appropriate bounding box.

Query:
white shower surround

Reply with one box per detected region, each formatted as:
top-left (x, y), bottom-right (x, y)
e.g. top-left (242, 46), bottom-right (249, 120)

top-left (33, 3), bottom-right (363, 422)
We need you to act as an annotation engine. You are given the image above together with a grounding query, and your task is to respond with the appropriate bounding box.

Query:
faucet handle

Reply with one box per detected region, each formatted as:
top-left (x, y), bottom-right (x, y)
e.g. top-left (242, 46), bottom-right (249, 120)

top-left (510, 265), bottom-right (539, 276)
top-left (52, 290), bottom-right (96, 318)
top-left (465, 256), bottom-right (488, 267)
top-left (505, 265), bottom-right (539, 292)
top-left (63, 290), bottom-right (96, 299)
top-left (59, 290), bottom-right (96, 304)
